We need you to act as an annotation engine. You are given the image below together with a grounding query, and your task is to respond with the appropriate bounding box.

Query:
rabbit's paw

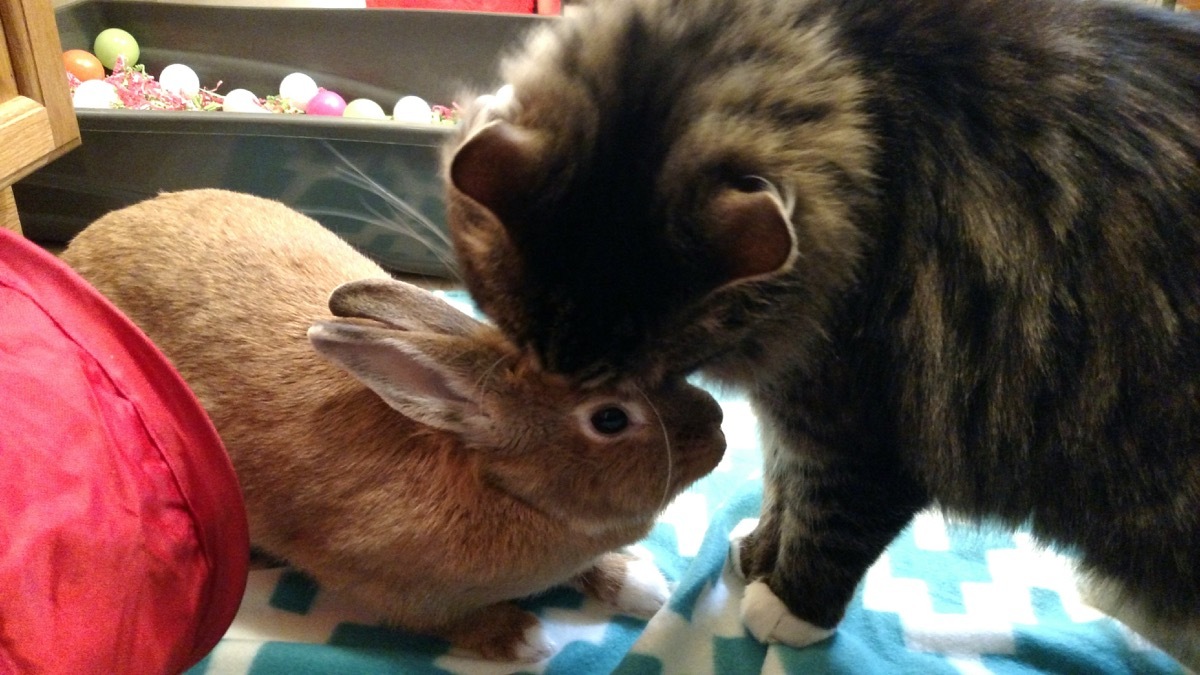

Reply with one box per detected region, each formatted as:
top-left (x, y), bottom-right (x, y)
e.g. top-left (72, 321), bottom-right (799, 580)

top-left (740, 580), bottom-right (834, 648)
top-left (508, 622), bottom-right (555, 663)
top-left (573, 551), bottom-right (670, 619)
top-left (613, 554), bottom-right (670, 619)
top-left (442, 603), bottom-right (554, 662)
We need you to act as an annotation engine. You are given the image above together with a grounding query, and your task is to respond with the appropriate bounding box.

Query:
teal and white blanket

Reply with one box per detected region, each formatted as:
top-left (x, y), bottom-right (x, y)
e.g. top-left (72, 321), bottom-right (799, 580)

top-left (188, 294), bottom-right (1186, 675)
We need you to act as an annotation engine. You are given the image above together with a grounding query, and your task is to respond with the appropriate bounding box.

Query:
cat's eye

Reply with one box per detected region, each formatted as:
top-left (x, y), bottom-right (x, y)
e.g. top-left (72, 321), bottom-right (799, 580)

top-left (590, 406), bottom-right (630, 435)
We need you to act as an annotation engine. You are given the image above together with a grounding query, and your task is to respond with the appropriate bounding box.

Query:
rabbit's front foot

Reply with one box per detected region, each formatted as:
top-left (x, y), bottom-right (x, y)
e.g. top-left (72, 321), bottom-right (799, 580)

top-left (438, 601), bottom-right (554, 662)
top-left (573, 551), bottom-right (670, 619)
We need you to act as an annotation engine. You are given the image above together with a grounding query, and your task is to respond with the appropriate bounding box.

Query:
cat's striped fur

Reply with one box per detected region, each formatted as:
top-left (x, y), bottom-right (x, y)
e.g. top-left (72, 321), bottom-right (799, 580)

top-left (445, 0), bottom-right (1200, 665)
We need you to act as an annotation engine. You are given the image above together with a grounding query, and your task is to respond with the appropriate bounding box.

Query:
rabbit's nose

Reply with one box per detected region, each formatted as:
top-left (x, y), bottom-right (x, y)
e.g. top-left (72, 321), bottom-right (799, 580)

top-left (680, 392), bottom-right (725, 441)
top-left (701, 390), bottom-right (724, 425)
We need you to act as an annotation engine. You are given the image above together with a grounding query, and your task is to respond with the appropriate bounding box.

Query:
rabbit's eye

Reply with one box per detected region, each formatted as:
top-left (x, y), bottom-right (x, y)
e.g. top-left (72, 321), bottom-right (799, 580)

top-left (590, 406), bottom-right (630, 435)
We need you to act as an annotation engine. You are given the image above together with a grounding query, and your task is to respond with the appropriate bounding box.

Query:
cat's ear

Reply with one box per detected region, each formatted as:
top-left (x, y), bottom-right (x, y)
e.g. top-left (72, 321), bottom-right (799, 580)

top-left (705, 178), bottom-right (797, 285)
top-left (449, 120), bottom-right (545, 226)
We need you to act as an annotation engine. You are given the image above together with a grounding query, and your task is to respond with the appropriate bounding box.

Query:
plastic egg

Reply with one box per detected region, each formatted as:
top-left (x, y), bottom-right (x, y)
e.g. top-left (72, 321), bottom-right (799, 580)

top-left (72, 79), bottom-right (121, 109)
top-left (92, 28), bottom-right (139, 70)
top-left (343, 98), bottom-right (386, 120)
top-left (63, 49), bottom-right (105, 82)
top-left (278, 72), bottom-right (318, 111)
top-left (474, 83), bottom-right (514, 115)
top-left (158, 64), bottom-right (200, 98)
top-left (221, 88), bottom-right (267, 113)
top-left (305, 88), bottom-right (347, 117)
top-left (392, 95), bottom-right (432, 124)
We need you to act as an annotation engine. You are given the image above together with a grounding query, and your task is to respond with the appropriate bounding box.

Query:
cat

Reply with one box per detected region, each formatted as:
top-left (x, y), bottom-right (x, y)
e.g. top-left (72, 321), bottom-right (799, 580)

top-left (442, 0), bottom-right (1200, 667)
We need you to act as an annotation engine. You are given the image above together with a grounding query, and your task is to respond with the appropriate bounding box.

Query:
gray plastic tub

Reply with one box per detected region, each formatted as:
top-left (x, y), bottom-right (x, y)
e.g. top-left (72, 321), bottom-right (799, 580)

top-left (16, 0), bottom-right (548, 277)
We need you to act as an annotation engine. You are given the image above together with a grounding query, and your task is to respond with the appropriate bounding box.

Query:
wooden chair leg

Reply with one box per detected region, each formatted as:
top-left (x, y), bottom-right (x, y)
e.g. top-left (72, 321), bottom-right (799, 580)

top-left (0, 187), bottom-right (22, 236)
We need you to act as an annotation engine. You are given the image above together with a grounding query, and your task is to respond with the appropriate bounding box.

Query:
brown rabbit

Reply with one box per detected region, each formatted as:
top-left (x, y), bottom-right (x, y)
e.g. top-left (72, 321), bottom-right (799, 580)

top-left (59, 189), bottom-right (726, 661)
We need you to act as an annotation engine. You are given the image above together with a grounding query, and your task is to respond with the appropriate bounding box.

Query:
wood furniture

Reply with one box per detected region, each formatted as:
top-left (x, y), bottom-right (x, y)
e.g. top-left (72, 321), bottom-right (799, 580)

top-left (0, 0), bottom-right (80, 235)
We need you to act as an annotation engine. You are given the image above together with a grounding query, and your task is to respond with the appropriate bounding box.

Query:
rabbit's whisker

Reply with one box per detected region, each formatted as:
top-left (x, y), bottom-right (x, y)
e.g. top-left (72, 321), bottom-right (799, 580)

top-left (475, 352), bottom-right (511, 397)
top-left (635, 384), bottom-right (674, 515)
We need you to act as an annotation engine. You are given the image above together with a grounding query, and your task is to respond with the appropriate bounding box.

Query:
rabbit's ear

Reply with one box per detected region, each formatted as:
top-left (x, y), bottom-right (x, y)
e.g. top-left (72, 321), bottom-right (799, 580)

top-left (328, 278), bottom-right (481, 337)
top-left (308, 320), bottom-right (496, 433)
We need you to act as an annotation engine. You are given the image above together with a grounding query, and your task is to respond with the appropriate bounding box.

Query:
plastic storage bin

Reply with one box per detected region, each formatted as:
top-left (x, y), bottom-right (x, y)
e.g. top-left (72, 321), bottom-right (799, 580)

top-left (16, 0), bottom-right (549, 277)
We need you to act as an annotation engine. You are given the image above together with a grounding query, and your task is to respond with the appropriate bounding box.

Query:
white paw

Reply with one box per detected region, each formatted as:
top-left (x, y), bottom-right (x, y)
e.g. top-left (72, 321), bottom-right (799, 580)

top-left (613, 555), bottom-right (671, 619)
top-left (740, 580), bottom-right (835, 648)
top-left (511, 622), bottom-right (555, 663)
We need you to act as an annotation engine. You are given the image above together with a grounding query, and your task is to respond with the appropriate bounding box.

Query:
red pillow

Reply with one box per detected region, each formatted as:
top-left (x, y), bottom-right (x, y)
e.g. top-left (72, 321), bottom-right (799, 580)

top-left (0, 229), bottom-right (248, 674)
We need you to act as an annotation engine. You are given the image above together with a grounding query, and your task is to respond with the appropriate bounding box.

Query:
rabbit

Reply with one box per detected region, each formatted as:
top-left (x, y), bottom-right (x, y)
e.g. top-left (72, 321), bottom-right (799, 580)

top-left (59, 188), bottom-right (727, 662)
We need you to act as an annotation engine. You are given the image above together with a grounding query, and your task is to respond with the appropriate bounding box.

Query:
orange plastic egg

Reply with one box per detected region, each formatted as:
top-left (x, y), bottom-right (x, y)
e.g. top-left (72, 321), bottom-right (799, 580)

top-left (63, 49), bottom-right (105, 82)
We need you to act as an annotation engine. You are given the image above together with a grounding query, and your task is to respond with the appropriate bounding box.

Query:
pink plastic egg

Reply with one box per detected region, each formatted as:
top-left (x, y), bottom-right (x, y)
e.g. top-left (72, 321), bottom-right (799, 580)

top-left (305, 88), bottom-right (346, 117)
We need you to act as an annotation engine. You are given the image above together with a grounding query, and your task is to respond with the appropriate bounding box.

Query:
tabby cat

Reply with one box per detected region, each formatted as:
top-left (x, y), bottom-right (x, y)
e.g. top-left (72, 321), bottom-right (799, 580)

top-left (444, 0), bottom-right (1200, 665)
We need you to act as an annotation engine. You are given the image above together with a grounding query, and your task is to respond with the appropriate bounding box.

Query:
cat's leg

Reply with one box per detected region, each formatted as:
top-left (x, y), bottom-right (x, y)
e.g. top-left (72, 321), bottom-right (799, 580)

top-left (734, 426), bottom-right (927, 647)
top-left (430, 601), bottom-right (554, 662)
top-left (572, 550), bottom-right (671, 619)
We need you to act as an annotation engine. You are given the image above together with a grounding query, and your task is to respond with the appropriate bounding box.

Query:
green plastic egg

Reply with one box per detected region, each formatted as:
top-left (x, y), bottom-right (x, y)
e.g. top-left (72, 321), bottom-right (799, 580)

top-left (93, 28), bottom-right (139, 70)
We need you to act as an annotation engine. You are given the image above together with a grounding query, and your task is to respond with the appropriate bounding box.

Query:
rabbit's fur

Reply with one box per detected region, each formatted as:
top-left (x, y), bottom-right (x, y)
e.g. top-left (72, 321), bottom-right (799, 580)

top-left (60, 189), bottom-right (726, 661)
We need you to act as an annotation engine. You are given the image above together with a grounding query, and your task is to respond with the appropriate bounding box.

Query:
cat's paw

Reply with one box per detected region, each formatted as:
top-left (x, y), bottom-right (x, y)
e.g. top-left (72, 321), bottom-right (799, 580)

top-left (613, 555), bottom-right (671, 619)
top-left (740, 580), bottom-right (835, 648)
top-left (727, 520), bottom-right (834, 647)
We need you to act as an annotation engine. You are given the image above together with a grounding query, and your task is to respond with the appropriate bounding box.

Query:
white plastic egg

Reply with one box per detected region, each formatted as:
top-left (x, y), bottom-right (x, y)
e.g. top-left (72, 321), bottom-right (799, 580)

top-left (392, 95), bottom-right (432, 124)
top-left (158, 64), bottom-right (200, 98)
top-left (72, 80), bottom-right (121, 109)
top-left (279, 72), bottom-right (319, 112)
top-left (475, 84), bottom-right (515, 115)
top-left (343, 98), bottom-right (387, 120)
top-left (222, 88), bottom-right (266, 113)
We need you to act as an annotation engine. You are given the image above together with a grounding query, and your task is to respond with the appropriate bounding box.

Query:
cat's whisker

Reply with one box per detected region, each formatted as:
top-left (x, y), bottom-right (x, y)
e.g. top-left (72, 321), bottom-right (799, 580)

top-left (301, 205), bottom-right (444, 252)
top-left (358, 201), bottom-right (462, 279)
top-left (321, 143), bottom-right (455, 251)
top-left (317, 142), bottom-right (462, 281)
top-left (301, 205), bottom-right (462, 281)
top-left (339, 170), bottom-right (456, 252)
